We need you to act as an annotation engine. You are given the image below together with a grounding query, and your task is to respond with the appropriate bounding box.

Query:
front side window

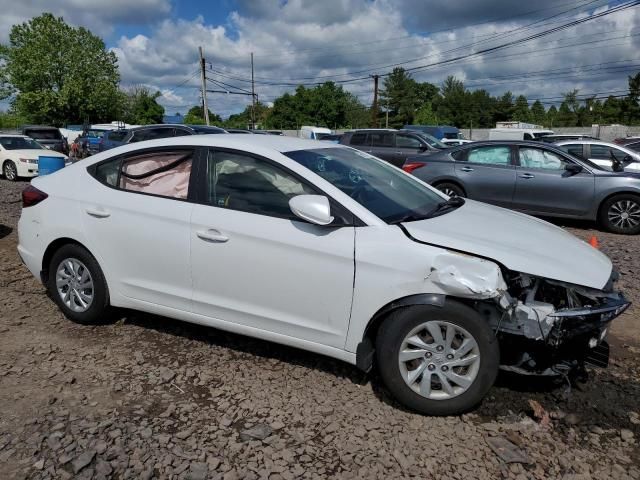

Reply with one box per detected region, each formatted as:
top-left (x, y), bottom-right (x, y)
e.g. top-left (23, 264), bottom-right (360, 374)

top-left (467, 146), bottom-right (511, 166)
top-left (207, 150), bottom-right (315, 218)
top-left (92, 149), bottom-right (193, 199)
top-left (591, 144), bottom-right (626, 161)
top-left (284, 147), bottom-right (447, 224)
top-left (519, 148), bottom-right (567, 170)
top-left (396, 134), bottom-right (422, 149)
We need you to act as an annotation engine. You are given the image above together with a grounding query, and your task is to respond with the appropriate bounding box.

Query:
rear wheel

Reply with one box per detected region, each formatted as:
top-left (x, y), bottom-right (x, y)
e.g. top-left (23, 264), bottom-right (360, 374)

top-left (435, 182), bottom-right (465, 198)
top-left (376, 301), bottom-right (499, 416)
top-left (48, 244), bottom-right (110, 324)
top-left (599, 194), bottom-right (640, 235)
top-left (2, 161), bottom-right (18, 181)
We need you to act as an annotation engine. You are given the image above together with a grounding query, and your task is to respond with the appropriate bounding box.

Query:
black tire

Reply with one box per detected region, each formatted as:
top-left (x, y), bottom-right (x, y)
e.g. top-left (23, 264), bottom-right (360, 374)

top-left (376, 300), bottom-right (499, 416)
top-left (599, 194), bottom-right (640, 235)
top-left (2, 160), bottom-right (18, 181)
top-left (47, 244), bottom-right (110, 324)
top-left (435, 182), bottom-right (465, 198)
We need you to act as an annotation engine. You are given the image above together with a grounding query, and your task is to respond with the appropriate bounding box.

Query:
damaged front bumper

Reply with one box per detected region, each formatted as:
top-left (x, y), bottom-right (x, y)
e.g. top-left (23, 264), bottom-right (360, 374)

top-left (486, 271), bottom-right (630, 375)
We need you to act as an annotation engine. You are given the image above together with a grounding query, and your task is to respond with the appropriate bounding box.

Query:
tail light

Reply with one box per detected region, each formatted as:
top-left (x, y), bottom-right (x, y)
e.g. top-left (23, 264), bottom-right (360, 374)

top-left (22, 185), bottom-right (48, 207)
top-left (402, 162), bottom-right (426, 174)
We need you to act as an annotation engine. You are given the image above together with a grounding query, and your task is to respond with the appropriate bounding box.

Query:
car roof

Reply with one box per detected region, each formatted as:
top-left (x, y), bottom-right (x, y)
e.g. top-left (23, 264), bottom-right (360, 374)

top-left (554, 139), bottom-right (630, 147)
top-left (83, 134), bottom-right (340, 162)
top-left (22, 125), bottom-right (59, 129)
top-left (0, 134), bottom-right (30, 138)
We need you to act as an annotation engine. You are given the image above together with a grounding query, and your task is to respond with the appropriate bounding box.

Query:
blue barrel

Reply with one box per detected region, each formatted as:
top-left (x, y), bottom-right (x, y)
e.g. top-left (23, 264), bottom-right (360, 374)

top-left (38, 156), bottom-right (65, 176)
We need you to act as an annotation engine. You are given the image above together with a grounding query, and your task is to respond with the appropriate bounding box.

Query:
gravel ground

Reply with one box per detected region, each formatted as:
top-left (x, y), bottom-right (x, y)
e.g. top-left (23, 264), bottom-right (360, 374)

top-left (1, 177), bottom-right (639, 480)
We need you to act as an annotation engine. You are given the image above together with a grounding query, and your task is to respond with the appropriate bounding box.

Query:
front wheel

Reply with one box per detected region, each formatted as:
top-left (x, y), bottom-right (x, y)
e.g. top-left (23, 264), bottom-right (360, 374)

top-left (3, 161), bottom-right (18, 181)
top-left (376, 301), bottom-right (499, 416)
top-left (435, 182), bottom-right (465, 198)
top-left (48, 244), bottom-right (110, 324)
top-left (599, 194), bottom-right (640, 235)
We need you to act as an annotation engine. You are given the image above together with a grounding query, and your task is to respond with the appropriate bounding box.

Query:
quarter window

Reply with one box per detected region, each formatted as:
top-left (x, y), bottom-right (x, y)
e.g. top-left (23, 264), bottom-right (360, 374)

top-left (207, 150), bottom-right (315, 219)
top-left (519, 148), bottom-right (567, 170)
top-left (467, 146), bottom-right (511, 166)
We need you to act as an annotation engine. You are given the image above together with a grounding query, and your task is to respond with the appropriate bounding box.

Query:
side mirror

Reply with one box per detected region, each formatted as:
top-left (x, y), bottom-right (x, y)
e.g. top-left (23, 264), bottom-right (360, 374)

top-left (289, 195), bottom-right (334, 226)
top-left (565, 163), bottom-right (583, 174)
top-left (418, 144), bottom-right (428, 152)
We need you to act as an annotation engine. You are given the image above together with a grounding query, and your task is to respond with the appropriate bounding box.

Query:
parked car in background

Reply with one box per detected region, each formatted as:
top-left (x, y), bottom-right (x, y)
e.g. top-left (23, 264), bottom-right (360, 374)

top-left (613, 137), bottom-right (640, 152)
top-left (316, 133), bottom-right (343, 143)
top-left (18, 135), bottom-right (627, 415)
top-left (540, 134), bottom-right (599, 143)
top-left (340, 129), bottom-right (442, 167)
top-left (21, 126), bottom-right (67, 154)
top-left (403, 140), bottom-right (640, 234)
top-left (299, 126), bottom-right (332, 140)
top-left (1, 134), bottom-right (67, 181)
top-left (488, 128), bottom-right (554, 141)
top-left (226, 128), bottom-right (254, 134)
top-left (403, 125), bottom-right (463, 140)
top-left (76, 128), bottom-right (110, 156)
top-left (123, 124), bottom-right (227, 144)
top-left (554, 140), bottom-right (640, 172)
top-left (98, 129), bottom-right (129, 152)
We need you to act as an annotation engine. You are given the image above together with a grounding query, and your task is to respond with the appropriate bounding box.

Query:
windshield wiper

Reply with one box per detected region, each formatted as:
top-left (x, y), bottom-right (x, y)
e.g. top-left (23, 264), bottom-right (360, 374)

top-left (388, 197), bottom-right (465, 225)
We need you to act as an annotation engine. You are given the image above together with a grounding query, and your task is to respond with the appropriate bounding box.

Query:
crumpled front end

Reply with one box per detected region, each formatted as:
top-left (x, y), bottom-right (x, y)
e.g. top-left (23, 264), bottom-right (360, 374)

top-left (480, 270), bottom-right (630, 375)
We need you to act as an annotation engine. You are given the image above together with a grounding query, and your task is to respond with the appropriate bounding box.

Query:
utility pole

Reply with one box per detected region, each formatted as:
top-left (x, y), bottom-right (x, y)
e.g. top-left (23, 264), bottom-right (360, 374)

top-left (199, 46), bottom-right (210, 126)
top-left (371, 74), bottom-right (379, 128)
top-left (250, 52), bottom-right (256, 130)
top-left (385, 110), bottom-right (389, 128)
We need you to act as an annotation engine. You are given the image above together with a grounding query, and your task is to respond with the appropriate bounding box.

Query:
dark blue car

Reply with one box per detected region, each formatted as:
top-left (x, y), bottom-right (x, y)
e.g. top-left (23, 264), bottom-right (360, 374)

top-left (98, 129), bottom-right (129, 152)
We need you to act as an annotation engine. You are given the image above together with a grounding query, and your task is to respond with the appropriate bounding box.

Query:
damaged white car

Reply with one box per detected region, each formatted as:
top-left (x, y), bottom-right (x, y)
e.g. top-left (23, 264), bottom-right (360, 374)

top-left (17, 136), bottom-right (629, 415)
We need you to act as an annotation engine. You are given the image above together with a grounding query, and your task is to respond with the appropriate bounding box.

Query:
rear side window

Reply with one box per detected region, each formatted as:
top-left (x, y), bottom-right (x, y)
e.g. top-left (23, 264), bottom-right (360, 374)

top-left (349, 133), bottom-right (368, 145)
top-left (91, 149), bottom-right (193, 199)
top-left (557, 144), bottom-right (585, 159)
top-left (371, 132), bottom-right (393, 147)
top-left (130, 128), bottom-right (174, 143)
top-left (467, 146), bottom-right (511, 166)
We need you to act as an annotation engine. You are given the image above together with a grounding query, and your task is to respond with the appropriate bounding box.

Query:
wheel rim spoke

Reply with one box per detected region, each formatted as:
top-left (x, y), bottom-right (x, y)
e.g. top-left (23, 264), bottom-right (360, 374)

top-left (399, 348), bottom-right (428, 362)
top-left (56, 257), bottom-right (94, 313)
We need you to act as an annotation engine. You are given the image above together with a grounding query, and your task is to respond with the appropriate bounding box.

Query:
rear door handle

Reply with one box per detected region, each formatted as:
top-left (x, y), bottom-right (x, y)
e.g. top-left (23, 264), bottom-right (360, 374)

top-left (196, 229), bottom-right (229, 243)
top-left (85, 208), bottom-right (110, 218)
top-left (519, 173), bottom-right (535, 179)
top-left (460, 167), bottom-right (474, 172)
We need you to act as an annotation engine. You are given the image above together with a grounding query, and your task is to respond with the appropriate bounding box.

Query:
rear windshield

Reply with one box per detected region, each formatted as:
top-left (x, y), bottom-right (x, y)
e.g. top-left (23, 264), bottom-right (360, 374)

top-left (25, 129), bottom-right (62, 140)
top-left (0, 137), bottom-right (43, 150)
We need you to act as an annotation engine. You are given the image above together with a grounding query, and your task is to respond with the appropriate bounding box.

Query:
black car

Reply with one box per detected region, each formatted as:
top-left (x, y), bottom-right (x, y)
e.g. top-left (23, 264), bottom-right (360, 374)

top-left (124, 124), bottom-right (227, 143)
top-left (21, 126), bottom-right (67, 154)
top-left (339, 129), bottom-right (446, 167)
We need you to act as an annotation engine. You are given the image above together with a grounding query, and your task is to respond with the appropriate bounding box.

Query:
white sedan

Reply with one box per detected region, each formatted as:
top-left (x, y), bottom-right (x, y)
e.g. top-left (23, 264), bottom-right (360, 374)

top-left (17, 135), bottom-right (628, 415)
top-left (1, 135), bottom-right (68, 180)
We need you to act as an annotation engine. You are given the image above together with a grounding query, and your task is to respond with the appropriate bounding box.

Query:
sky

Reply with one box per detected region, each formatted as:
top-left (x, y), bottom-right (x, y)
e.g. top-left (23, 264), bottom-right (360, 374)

top-left (0, 0), bottom-right (638, 119)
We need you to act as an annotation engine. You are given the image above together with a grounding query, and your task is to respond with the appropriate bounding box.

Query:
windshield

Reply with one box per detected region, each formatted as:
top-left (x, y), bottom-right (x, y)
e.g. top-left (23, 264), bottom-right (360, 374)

top-left (410, 131), bottom-right (448, 149)
top-left (0, 137), bottom-right (43, 150)
top-left (284, 147), bottom-right (453, 223)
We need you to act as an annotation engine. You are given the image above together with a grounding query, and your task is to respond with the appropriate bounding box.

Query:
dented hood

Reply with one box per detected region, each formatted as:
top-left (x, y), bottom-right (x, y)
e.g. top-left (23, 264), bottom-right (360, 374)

top-left (402, 199), bottom-right (612, 290)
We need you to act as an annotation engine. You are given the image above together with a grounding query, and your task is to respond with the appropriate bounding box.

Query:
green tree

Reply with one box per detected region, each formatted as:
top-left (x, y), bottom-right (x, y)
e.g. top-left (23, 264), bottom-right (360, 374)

top-left (546, 105), bottom-right (558, 127)
top-left (414, 102), bottom-right (437, 125)
top-left (224, 101), bottom-right (270, 129)
top-left (512, 95), bottom-right (531, 123)
top-left (493, 92), bottom-right (514, 123)
top-left (379, 68), bottom-right (422, 128)
top-left (530, 100), bottom-right (546, 125)
top-left (184, 105), bottom-right (222, 125)
top-left (1, 13), bottom-right (121, 125)
top-left (121, 86), bottom-right (164, 125)
top-left (433, 76), bottom-right (468, 127)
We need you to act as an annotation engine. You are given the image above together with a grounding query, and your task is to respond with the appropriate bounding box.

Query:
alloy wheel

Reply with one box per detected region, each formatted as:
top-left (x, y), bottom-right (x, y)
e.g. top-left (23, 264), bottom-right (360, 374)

top-left (608, 199), bottom-right (640, 231)
top-left (441, 187), bottom-right (458, 197)
top-left (55, 258), bottom-right (94, 313)
top-left (3, 162), bottom-right (17, 181)
top-left (398, 320), bottom-right (480, 401)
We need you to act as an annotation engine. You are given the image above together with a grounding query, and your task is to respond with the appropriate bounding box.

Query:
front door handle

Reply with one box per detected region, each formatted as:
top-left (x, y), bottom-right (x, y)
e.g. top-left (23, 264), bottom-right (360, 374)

top-left (460, 167), bottom-right (474, 172)
top-left (196, 229), bottom-right (229, 243)
top-left (85, 208), bottom-right (110, 218)
top-left (519, 173), bottom-right (535, 179)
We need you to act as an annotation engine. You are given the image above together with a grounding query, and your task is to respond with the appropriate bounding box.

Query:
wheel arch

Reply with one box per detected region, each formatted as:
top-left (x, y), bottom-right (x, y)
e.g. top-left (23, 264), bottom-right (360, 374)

top-left (355, 293), bottom-right (447, 372)
top-left (596, 190), bottom-right (640, 220)
top-left (431, 179), bottom-right (466, 196)
top-left (41, 237), bottom-right (93, 284)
